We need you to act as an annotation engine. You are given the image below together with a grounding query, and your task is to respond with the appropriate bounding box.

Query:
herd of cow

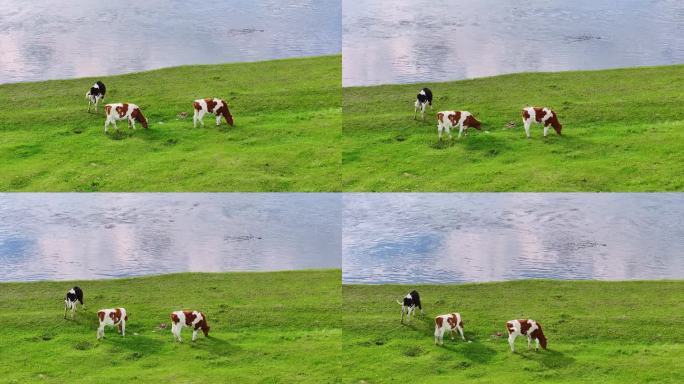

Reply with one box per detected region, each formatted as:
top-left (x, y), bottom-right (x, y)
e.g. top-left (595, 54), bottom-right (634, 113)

top-left (85, 81), bottom-right (234, 133)
top-left (413, 87), bottom-right (564, 141)
top-left (64, 286), bottom-right (209, 342)
top-left (398, 290), bottom-right (547, 353)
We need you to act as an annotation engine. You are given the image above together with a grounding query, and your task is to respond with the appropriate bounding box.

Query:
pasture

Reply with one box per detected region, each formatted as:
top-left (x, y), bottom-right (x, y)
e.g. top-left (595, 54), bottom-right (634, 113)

top-left (0, 55), bottom-right (341, 191)
top-left (342, 65), bottom-right (684, 191)
top-left (342, 280), bottom-right (684, 383)
top-left (0, 270), bottom-right (341, 383)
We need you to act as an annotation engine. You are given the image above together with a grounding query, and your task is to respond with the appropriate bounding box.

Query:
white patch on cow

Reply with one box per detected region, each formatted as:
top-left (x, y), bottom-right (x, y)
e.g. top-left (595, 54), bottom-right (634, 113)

top-left (97, 308), bottom-right (127, 340)
top-left (436, 110), bottom-right (474, 140)
top-left (104, 103), bottom-right (142, 132)
top-left (434, 313), bottom-right (465, 345)
top-left (506, 319), bottom-right (542, 352)
top-left (522, 107), bottom-right (555, 138)
top-left (171, 310), bottom-right (206, 342)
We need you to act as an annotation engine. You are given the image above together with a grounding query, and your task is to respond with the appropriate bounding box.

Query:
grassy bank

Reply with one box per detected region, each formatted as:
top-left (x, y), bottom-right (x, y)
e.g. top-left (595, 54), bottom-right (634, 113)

top-left (343, 65), bottom-right (684, 191)
top-left (342, 280), bottom-right (684, 383)
top-left (0, 270), bottom-right (340, 383)
top-left (0, 55), bottom-right (340, 192)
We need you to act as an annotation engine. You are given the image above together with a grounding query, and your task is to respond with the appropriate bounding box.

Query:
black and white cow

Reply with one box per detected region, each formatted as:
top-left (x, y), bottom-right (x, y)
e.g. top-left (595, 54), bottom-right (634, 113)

top-left (64, 286), bottom-right (84, 319)
top-left (414, 88), bottom-right (433, 120)
top-left (397, 290), bottom-right (423, 323)
top-left (86, 81), bottom-right (107, 112)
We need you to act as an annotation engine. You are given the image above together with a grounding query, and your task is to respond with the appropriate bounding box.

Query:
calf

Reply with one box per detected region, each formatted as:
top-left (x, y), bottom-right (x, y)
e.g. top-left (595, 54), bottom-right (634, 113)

top-left (396, 290), bottom-right (423, 323)
top-left (170, 310), bottom-right (210, 342)
top-left (103, 103), bottom-right (148, 133)
top-left (434, 313), bottom-right (465, 345)
top-left (97, 308), bottom-right (127, 340)
top-left (522, 107), bottom-right (562, 138)
top-left (505, 319), bottom-right (547, 352)
top-left (63, 286), bottom-right (84, 320)
top-left (192, 98), bottom-right (234, 128)
top-left (414, 88), bottom-right (433, 120)
top-left (86, 81), bottom-right (106, 112)
top-left (437, 110), bottom-right (481, 140)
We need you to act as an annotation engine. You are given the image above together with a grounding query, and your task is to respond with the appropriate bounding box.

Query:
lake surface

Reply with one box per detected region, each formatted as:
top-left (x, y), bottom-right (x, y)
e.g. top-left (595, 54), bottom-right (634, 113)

top-left (343, 193), bottom-right (684, 284)
top-left (343, 0), bottom-right (684, 86)
top-left (0, 193), bottom-right (341, 282)
top-left (0, 0), bottom-right (341, 84)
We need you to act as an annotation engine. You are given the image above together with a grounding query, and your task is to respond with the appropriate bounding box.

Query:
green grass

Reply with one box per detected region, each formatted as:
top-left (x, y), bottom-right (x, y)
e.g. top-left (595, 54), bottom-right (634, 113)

top-left (342, 65), bottom-right (684, 191)
top-left (0, 270), bottom-right (341, 383)
top-left (342, 280), bottom-right (684, 383)
top-left (0, 55), bottom-right (341, 192)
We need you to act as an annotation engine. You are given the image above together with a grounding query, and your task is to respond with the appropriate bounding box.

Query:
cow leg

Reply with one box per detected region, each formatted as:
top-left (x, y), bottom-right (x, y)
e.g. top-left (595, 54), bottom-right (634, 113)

top-left (438, 123), bottom-right (443, 141)
top-left (414, 104), bottom-right (418, 120)
top-left (71, 302), bottom-right (76, 320)
top-left (457, 325), bottom-right (465, 341)
top-left (401, 305), bottom-right (405, 323)
top-left (450, 328), bottom-right (455, 340)
top-left (543, 124), bottom-right (550, 138)
top-left (198, 111), bottom-right (206, 127)
top-left (193, 110), bottom-right (199, 128)
top-left (535, 338), bottom-right (540, 351)
top-left (508, 334), bottom-right (516, 352)
top-left (458, 124), bottom-right (465, 139)
top-left (445, 125), bottom-right (452, 140)
top-left (527, 335), bottom-right (532, 350)
top-left (215, 115), bottom-right (221, 126)
top-left (192, 328), bottom-right (198, 341)
top-left (523, 119), bottom-right (532, 138)
top-left (129, 118), bottom-right (136, 130)
top-left (104, 118), bottom-right (110, 133)
top-left (63, 302), bottom-right (68, 319)
top-left (97, 325), bottom-right (104, 340)
top-left (421, 104), bottom-right (426, 120)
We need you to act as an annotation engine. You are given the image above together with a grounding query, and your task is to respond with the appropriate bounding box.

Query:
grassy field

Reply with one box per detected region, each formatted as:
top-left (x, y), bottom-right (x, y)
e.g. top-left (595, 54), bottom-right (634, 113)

top-left (342, 280), bottom-right (684, 383)
top-left (342, 65), bottom-right (684, 191)
top-left (0, 55), bottom-right (340, 192)
top-left (0, 270), bottom-right (340, 383)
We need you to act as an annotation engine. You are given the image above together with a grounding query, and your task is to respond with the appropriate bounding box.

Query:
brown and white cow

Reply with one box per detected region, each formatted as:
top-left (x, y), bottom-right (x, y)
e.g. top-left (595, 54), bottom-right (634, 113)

top-left (434, 313), bottom-right (465, 345)
top-left (437, 111), bottom-right (481, 140)
top-left (104, 103), bottom-right (148, 133)
top-left (506, 319), bottom-right (547, 352)
top-left (170, 310), bottom-right (210, 342)
top-left (522, 107), bottom-right (562, 138)
top-left (97, 307), bottom-right (127, 340)
top-left (192, 98), bottom-right (234, 128)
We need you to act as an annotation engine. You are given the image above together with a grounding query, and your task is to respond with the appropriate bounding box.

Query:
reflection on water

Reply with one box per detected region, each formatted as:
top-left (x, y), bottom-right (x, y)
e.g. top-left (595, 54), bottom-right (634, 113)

top-left (0, 193), bottom-right (341, 281)
top-left (343, 0), bottom-right (684, 86)
top-left (0, 0), bottom-right (341, 84)
top-left (343, 193), bottom-right (684, 284)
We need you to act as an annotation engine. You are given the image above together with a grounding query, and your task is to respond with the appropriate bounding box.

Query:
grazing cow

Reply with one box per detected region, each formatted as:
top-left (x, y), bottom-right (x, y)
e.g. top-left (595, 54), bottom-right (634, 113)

top-left (97, 308), bottom-right (127, 340)
top-left (103, 103), bottom-right (148, 133)
top-left (414, 88), bottom-right (433, 120)
top-left (396, 290), bottom-right (423, 323)
top-left (170, 310), bottom-right (210, 342)
top-left (63, 286), bottom-right (84, 320)
top-left (86, 81), bottom-right (107, 112)
top-left (434, 313), bottom-right (465, 345)
top-left (437, 110), bottom-right (482, 140)
top-left (506, 319), bottom-right (547, 352)
top-left (522, 107), bottom-right (562, 138)
top-left (192, 98), bottom-right (234, 128)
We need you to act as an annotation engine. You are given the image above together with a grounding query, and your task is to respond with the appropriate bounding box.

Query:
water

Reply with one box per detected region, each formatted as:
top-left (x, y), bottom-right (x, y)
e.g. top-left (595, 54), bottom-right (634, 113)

top-left (0, 193), bottom-right (341, 282)
top-left (0, 0), bottom-right (341, 84)
top-left (343, 193), bottom-right (684, 284)
top-left (343, 0), bottom-right (684, 86)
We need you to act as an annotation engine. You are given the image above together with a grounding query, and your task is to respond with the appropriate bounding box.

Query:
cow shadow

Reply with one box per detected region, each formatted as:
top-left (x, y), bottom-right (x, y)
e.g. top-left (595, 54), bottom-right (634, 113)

top-left (517, 348), bottom-right (575, 369)
top-left (400, 312), bottom-right (496, 364)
